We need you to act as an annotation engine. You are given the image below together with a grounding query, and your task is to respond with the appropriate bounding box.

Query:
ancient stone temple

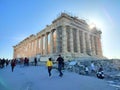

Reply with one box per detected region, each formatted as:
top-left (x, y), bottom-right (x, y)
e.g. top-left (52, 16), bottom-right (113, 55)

top-left (13, 13), bottom-right (103, 61)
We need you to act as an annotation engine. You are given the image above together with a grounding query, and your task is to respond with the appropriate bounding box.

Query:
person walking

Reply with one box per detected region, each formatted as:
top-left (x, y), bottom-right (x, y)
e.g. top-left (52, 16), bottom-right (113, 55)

top-left (34, 57), bottom-right (37, 66)
top-left (90, 61), bottom-right (96, 73)
top-left (46, 58), bottom-right (53, 77)
top-left (11, 59), bottom-right (16, 72)
top-left (56, 54), bottom-right (64, 77)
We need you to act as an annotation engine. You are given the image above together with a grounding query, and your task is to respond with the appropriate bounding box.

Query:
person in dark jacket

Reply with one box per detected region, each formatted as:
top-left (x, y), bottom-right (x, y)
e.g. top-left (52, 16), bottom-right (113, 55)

top-left (56, 54), bottom-right (64, 77)
top-left (11, 60), bottom-right (16, 72)
top-left (96, 65), bottom-right (104, 79)
top-left (34, 57), bottom-right (37, 66)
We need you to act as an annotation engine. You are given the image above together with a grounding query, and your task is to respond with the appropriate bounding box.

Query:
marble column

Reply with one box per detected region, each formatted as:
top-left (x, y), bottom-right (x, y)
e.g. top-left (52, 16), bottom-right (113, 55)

top-left (50, 31), bottom-right (53, 54)
top-left (96, 37), bottom-right (102, 56)
top-left (91, 35), bottom-right (95, 55)
top-left (28, 43), bottom-right (30, 57)
top-left (56, 28), bottom-right (59, 53)
top-left (94, 36), bottom-right (98, 55)
top-left (77, 29), bottom-right (80, 53)
top-left (45, 33), bottom-right (48, 55)
top-left (86, 33), bottom-right (91, 55)
top-left (40, 36), bottom-right (43, 55)
top-left (31, 41), bottom-right (33, 57)
top-left (34, 39), bottom-right (37, 56)
top-left (62, 25), bottom-right (67, 53)
top-left (36, 37), bottom-right (39, 55)
top-left (70, 27), bottom-right (74, 53)
top-left (79, 30), bottom-right (82, 53)
top-left (98, 38), bottom-right (103, 56)
top-left (25, 43), bottom-right (28, 57)
top-left (82, 31), bottom-right (86, 54)
top-left (38, 38), bottom-right (41, 54)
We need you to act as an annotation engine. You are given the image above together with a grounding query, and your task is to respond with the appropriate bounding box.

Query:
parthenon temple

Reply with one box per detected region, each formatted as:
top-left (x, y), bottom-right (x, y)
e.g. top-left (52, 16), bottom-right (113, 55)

top-left (13, 13), bottom-right (103, 61)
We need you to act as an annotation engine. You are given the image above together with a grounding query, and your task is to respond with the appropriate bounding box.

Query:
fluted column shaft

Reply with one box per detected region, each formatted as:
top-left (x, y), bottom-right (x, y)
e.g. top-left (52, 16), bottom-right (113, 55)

top-left (96, 37), bottom-right (102, 56)
top-left (36, 37), bottom-right (40, 55)
top-left (62, 25), bottom-right (67, 53)
top-left (40, 36), bottom-right (43, 55)
top-left (91, 35), bottom-right (95, 55)
top-left (82, 31), bottom-right (86, 54)
top-left (70, 27), bottom-right (74, 53)
top-left (45, 33), bottom-right (48, 55)
top-left (77, 29), bottom-right (80, 53)
top-left (86, 33), bottom-right (91, 55)
top-left (50, 31), bottom-right (53, 54)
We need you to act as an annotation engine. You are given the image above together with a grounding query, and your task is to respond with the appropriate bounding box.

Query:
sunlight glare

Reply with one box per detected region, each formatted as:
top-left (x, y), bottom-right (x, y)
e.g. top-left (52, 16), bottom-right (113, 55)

top-left (89, 23), bottom-right (96, 29)
top-left (89, 18), bottom-right (104, 30)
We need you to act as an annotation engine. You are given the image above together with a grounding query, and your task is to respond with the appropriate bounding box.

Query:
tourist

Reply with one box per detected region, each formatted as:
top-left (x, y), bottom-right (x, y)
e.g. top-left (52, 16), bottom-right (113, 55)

top-left (46, 58), bottom-right (53, 77)
top-left (11, 59), bottom-right (16, 72)
top-left (96, 65), bottom-right (104, 79)
top-left (90, 61), bottom-right (96, 73)
top-left (5, 59), bottom-right (9, 67)
top-left (34, 57), bottom-right (37, 66)
top-left (24, 57), bottom-right (29, 66)
top-left (56, 54), bottom-right (64, 77)
top-left (85, 65), bottom-right (89, 75)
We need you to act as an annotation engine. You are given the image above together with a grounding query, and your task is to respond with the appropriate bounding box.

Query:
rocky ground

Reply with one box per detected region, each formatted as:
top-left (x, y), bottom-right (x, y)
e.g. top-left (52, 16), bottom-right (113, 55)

top-left (62, 59), bottom-right (120, 89)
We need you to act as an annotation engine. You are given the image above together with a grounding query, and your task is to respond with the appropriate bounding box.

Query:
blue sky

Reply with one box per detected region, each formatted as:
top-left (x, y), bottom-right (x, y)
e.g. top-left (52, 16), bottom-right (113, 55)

top-left (0, 0), bottom-right (120, 59)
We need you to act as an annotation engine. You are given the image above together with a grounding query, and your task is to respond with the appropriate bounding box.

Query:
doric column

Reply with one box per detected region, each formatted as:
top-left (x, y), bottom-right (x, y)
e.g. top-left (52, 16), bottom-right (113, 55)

top-left (89, 35), bottom-right (92, 55)
top-left (45, 33), bottom-right (48, 55)
top-left (34, 39), bottom-right (37, 56)
top-left (70, 27), bottom-right (74, 53)
top-left (56, 28), bottom-right (59, 53)
top-left (53, 30), bottom-right (56, 53)
top-left (31, 41), bottom-right (34, 57)
top-left (26, 43), bottom-right (28, 57)
top-left (36, 37), bottom-right (39, 55)
top-left (30, 42), bottom-right (33, 57)
top-left (30, 42), bottom-right (32, 57)
top-left (86, 33), bottom-right (91, 55)
top-left (94, 36), bottom-right (98, 55)
top-left (91, 35), bottom-right (95, 55)
top-left (38, 38), bottom-right (41, 54)
top-left (96, 37), bottom-right (102, 56)
top-left (40, 36), bottom-right (43, 55)
top-left (32, 41), bottom-right (35, 56)
top-left (62, 25), bottom-right (67, 53)
top-left (98, 37), bottom-right (103, 56)
top-left (50, 31), bottom-right (54, 54)
top-left (28, 43), bottom-right (30, 57)
top-left (82, 31), bottom-right (86, 54)
top-left (79, 30), bottom-right (82, 53)
top-left (77, 29), bottom-right (80, 53)
top-left (22, 45), bottom-right (25, 57)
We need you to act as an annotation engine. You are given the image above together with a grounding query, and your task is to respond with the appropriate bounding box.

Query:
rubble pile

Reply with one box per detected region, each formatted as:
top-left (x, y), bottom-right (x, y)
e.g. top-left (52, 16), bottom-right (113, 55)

top-left (65, 59), bottom-right (120, 81)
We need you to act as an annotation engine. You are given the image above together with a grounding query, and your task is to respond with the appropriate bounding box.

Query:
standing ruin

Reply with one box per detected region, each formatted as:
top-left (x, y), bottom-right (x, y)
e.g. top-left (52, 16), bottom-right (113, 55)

top-left (13, 13), bottom-right (103, 61)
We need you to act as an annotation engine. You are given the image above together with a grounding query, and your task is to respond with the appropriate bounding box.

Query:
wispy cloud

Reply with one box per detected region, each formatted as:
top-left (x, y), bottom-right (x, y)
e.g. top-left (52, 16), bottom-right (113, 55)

top-left (102, 7), bottom-right (115, 27)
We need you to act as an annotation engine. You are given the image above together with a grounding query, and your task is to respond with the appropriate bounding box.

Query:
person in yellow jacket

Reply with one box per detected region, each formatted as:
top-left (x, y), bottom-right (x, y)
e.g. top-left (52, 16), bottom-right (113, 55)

top-left (46, 58), bottom-right (53, 77)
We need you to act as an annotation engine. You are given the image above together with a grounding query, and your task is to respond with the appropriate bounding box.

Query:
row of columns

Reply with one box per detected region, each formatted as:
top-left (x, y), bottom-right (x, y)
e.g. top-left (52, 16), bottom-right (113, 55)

top-left (14, 25), bottom-right (102, 58)
top-left (56, 25), bottom-right (103, 56)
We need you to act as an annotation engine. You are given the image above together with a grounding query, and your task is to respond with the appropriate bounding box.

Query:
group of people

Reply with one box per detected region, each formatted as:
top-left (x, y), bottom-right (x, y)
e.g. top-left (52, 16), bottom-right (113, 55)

top-left (84, 62), bottom-right (104, 79)
top-left (0, 58), bottom-right (17, 72)
top-left (0, 58), bottom-right (10, 68)
top-left (1, 55), bottom-right (64, 76)
top-left (1, 55), bottom-right (104, 79)
top-left (46, 54), bottom-right (64, 77)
